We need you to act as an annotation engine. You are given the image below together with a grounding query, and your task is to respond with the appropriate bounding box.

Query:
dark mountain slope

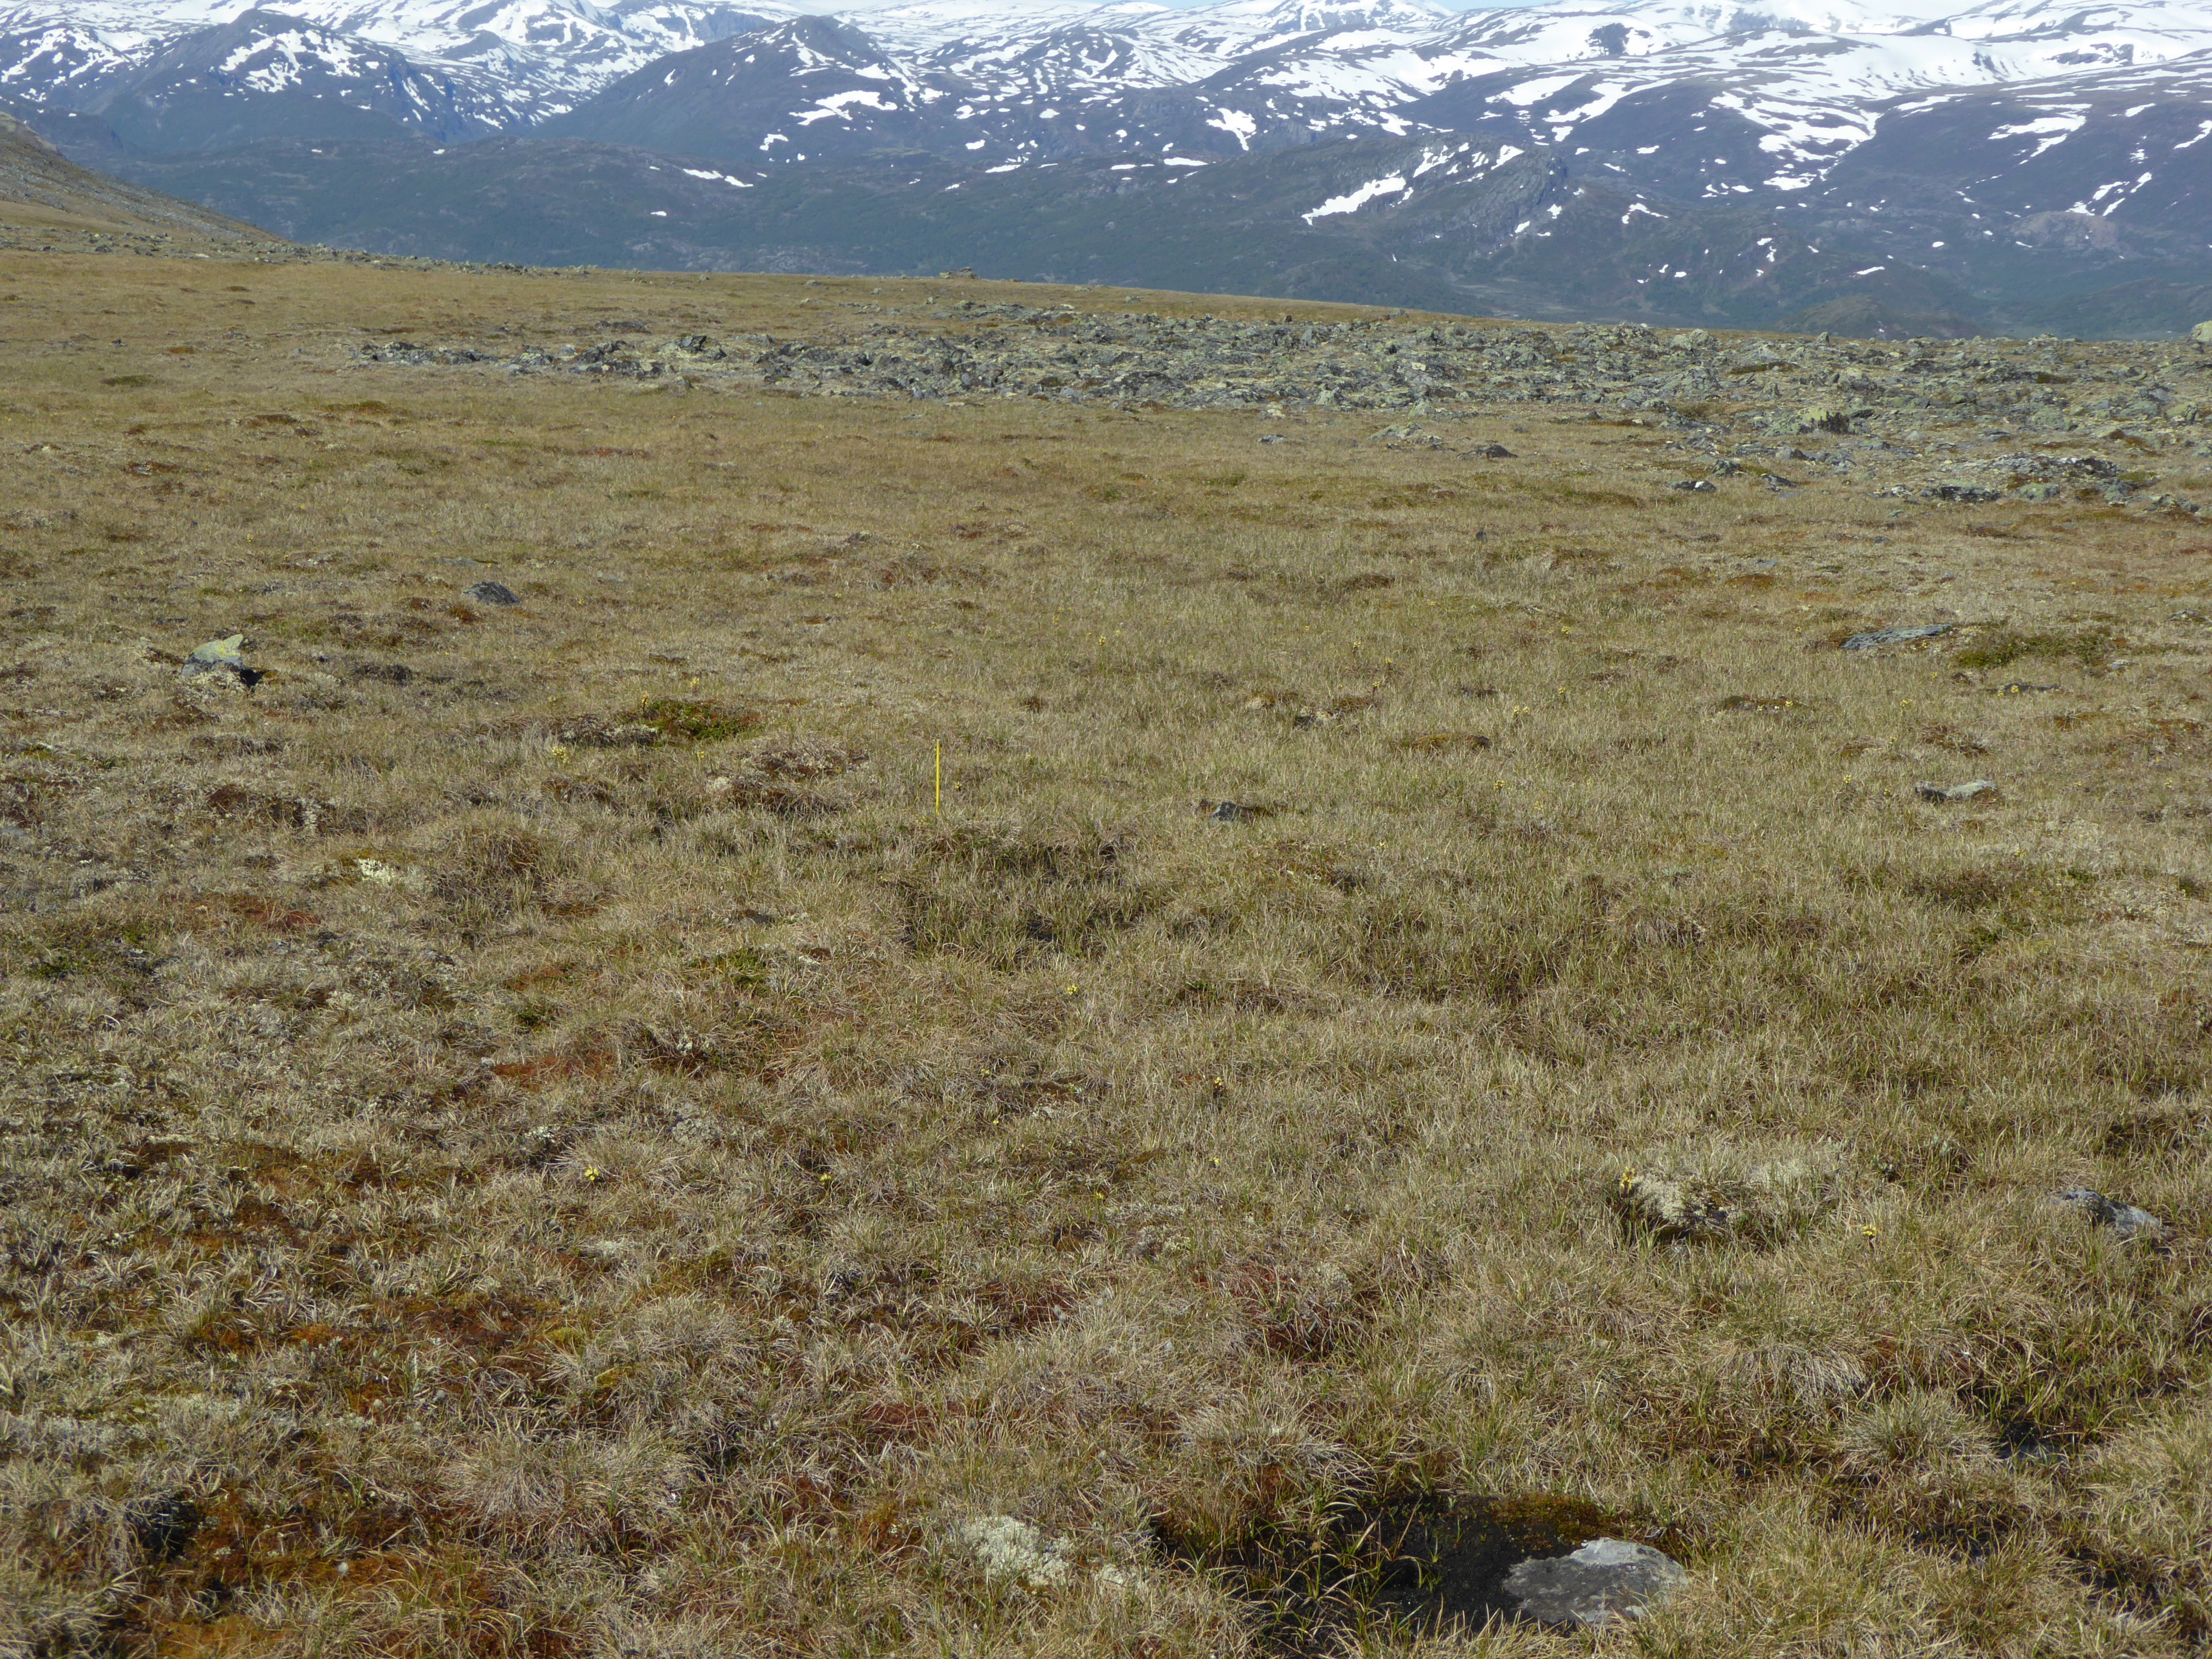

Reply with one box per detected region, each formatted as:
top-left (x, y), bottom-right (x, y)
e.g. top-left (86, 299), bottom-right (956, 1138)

top-left (84, 126), bottom-right (2209, 333)
top-left (0, 100), bottom-right (282, 242)
top-left (541, 18), bottom-right (954, 162)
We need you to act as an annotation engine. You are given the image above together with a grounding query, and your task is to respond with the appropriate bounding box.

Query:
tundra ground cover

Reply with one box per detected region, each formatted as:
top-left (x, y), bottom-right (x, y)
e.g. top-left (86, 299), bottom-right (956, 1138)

top-left (1, 253), bottom-right (2208, 1658)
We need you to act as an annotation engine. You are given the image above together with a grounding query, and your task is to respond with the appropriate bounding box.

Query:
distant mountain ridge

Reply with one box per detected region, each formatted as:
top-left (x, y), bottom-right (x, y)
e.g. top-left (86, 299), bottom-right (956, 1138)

top-left (7, 0), bottom-right (2212, 333)
top-left (19, 0), bottom-right (2212, 160)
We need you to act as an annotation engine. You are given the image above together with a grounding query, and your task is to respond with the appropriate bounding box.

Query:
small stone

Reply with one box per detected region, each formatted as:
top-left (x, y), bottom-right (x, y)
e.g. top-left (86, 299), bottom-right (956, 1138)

top-left (466, 581), bottom-right (521, 606)
top-left (1915, 779), bottom-right (1994, 802)
top-left (1613, 1153), bottom-right (1841, 1246)
top-left (1673, 478), bottom-right (1716, 492)
top-left (953, 1514), bottom-right (1072, 1590)
top-left (1371, 422), bottom-right (1441, 446)
top-left (1842, 623), bottom-right (1954, 650)
top-left (2055, 1188), bottom-right (2167, 1243)
top-left (1669, 329), bottom-right (1710, 349)
top-left (185, 633), bottom-right (244, 666)
top-left (542, 717), bottom-right (663, 749)
top-left (1473, 442), bottom-right (1513, 458)
top-left (179, 633), bottom-right (263, 687)
top-left (1503, 1538), bottom-right (1686, 1629)
top-left (2191, 321), bottom-right (2212, 346)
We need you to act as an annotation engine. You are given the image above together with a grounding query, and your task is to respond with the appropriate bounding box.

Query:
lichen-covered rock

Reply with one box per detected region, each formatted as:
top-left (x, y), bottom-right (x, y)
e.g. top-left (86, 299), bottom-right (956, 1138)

top-left (1842, 623), bottom-right (1953, 649)
top-left (1503, 1538), bottom-right (1687, 1628)
top-left (952, 1514), bottom-right (1073, 1590)
top-left (1612, 1147), bottom-right (1846, 1246)
top-left (1915, 779), bottom-right (1995, 802)
top-left (2055, 1188), bottom-right (2168, 1244)
top-left (179, 633), bottom-right (262, 689)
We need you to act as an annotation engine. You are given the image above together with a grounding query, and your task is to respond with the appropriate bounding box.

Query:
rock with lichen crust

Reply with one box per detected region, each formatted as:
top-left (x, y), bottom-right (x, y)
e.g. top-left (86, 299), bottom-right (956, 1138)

top-left (2055, 1188), bottom-right (2167, 1244)
top-left (1611, 1148), bottom-right (1846, 1246)
top-left (953, 1515), bottom-right (1073, 1591)
top-left (179, 633), bottom-right (262, 689)
top-left (1504, 1537), bottom-right (1687, 1628)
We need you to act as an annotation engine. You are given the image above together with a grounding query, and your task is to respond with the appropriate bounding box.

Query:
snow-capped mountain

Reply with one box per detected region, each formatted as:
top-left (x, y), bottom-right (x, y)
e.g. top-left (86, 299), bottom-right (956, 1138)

top-left (23, 0), bottom-right (2212, 147)
top-left (81, 7), bottom-right (529, 147)
top-left (10, 0), bottom-right (2212, 333)
top-left (0, 0), bottom-right (791, 127)
top-left (507, 0), bottom-right (2212, 195)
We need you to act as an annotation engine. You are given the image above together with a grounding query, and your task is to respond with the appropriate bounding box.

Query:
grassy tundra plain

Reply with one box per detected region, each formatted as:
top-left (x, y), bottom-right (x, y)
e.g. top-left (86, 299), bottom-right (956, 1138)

top-left (2, 244), bottom-right (2210, 1659)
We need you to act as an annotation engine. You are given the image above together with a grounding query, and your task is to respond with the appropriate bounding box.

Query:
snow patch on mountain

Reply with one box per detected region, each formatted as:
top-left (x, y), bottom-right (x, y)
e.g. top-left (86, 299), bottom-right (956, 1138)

top-left (1304, 168), bottom-right (1404, 217)
top-left (218, 26), bottom-right (372, 87)
top-left (795, 85), bottom-right (899, 118)
top-left (1988, 109), bottom-right (2084, 155)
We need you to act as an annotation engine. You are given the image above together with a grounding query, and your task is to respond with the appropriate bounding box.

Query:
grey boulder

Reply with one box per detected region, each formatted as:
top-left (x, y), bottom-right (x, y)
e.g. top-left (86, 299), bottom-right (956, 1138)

top-left (466, 581), bottom-right (521, 607)
top-left (2056, 1188), bottom-right (2167, 1243)
top-left (1503, 1538), bottom-right (1687, 1628)
top-left (1916, 779), bottom-right (1995, 803)
top-left (1842, 623), bottom-right (1954, 650)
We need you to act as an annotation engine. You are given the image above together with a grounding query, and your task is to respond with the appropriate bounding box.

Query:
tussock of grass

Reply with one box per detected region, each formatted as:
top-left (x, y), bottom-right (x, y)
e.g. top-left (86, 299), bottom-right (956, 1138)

top-left (1954, 628), bottom-right (2116, 671)
top-left (0, 253), bottom-right (2209, 1659)
top-left (623, 696), bottom-right (764, 744)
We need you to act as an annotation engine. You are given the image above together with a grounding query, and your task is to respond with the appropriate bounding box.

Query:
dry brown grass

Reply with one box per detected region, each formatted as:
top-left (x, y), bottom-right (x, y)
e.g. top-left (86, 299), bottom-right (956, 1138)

top-left (2, 246), bottom-right (2209, 1659)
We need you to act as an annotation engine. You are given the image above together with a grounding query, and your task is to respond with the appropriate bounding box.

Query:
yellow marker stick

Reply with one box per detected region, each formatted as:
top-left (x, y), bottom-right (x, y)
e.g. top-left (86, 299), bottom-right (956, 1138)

top-left (934, 741), bottom-right (942, 820)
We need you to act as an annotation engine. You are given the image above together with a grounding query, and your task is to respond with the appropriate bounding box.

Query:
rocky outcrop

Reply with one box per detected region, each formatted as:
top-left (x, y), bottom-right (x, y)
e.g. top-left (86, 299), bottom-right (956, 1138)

top-left (352, 302), bottom-right (2212, 511)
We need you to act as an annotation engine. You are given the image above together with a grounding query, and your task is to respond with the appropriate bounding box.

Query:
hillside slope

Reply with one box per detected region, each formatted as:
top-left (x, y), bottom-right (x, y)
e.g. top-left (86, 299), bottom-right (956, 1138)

top-left (0, 102), bottom-right (282, 249)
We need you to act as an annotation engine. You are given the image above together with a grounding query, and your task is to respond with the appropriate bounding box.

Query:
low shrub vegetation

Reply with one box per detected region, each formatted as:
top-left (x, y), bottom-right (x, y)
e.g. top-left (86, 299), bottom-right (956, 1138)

top-left (0, 252), bottom-right (2206, 1657)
